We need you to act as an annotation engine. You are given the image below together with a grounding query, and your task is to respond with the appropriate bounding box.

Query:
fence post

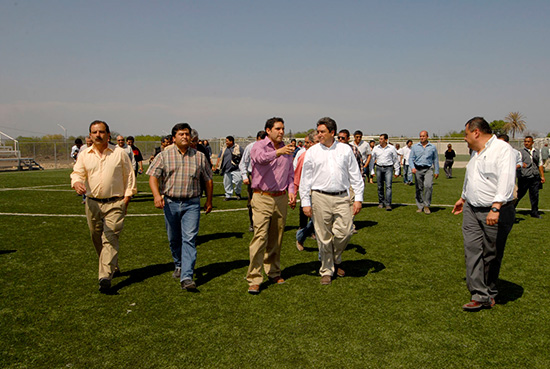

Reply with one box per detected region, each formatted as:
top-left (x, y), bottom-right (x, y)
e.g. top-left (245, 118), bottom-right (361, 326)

top-left (54, 142), bottom-right (57, 169)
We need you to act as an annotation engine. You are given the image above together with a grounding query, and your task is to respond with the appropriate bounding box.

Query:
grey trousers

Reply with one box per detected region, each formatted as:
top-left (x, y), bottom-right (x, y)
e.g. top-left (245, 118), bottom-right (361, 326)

top-left (414, 167), bottom-right (433, 209)
top-left (462, 202), bottom-right (515, 302)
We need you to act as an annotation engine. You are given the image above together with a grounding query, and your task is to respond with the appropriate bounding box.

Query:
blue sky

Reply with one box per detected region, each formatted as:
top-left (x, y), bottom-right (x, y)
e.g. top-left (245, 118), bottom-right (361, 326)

top-left (1, 0), bottom-right (549, 139)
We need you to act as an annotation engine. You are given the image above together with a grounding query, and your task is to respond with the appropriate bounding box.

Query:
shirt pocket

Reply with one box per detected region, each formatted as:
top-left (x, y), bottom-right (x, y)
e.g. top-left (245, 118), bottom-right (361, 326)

top-left (478, 157), bottom-right (499, 180)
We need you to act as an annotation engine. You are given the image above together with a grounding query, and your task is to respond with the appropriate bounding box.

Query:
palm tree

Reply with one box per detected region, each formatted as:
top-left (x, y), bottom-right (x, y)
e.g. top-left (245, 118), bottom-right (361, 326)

top-left (503, 112), bottom-right (526, 139)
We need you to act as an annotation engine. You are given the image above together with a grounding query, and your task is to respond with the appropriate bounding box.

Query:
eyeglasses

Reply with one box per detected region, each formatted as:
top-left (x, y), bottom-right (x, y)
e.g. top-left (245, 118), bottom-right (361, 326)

top-left (338, 136), bottom-right (346, 141)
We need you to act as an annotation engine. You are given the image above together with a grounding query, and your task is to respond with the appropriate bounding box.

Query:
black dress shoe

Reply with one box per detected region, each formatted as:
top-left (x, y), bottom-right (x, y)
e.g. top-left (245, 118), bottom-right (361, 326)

top-left (99, 278), bottom-right (111, 292)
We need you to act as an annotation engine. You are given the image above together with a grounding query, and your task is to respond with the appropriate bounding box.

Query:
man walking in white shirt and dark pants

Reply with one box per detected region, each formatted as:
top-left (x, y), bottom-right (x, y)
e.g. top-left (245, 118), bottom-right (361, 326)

top-left (300, 117), bottom-right (364, 285)
top-left (452, 117), bottom-right (516, 312)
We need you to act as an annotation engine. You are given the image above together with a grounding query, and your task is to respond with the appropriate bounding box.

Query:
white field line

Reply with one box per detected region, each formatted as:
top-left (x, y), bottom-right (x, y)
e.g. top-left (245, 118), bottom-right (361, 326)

top-left (0, 203), bottom-right (545, 218)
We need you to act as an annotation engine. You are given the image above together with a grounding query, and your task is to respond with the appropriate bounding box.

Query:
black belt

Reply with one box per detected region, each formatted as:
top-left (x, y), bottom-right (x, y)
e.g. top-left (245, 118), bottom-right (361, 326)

top-left (165, 195), bottom-right (197, 202)
top-left (88, 196), bottom-right (124, 203)
top-left (415, 165), bottom-right (431, 170)
top-left (376, 164), bottom-right (393, 168)
top-left (313, 189), bottom-right (347, 196)
top-left (468, 202), bottom-right (513, 211)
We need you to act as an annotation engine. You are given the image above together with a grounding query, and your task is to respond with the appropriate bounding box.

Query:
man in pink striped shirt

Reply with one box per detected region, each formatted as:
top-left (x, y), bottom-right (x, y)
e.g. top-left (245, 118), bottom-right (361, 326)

top-left (246, 117), bottom-right (296, 294)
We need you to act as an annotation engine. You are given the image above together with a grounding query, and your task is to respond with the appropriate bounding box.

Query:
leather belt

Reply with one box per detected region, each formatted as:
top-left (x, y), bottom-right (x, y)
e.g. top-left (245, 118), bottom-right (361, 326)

top-left (87, 196), bottom-right (124, 203)
top-left (254, 189), bottom-right (287, 197)
top-left (313, 189), bottom-right (347, 196)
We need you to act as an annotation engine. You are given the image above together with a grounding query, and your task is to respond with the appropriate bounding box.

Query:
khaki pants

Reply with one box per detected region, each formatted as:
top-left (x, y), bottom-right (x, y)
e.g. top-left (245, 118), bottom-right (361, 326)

top-left (246, 192), bottom-right (288, 285)
top-left (85, 198), bottom-right (126, 280)
top-left (311, 191), bottom-right (353, 277)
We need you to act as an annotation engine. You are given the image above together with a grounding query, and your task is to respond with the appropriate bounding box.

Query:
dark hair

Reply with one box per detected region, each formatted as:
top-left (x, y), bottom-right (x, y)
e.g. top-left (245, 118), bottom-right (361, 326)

top-left (380, 133), bottom-right (388, 140)
top-left (497, 134), bottom-right (510, 142)
top-left (256, 130), bottom-right (267, 139)
top-left (406, 139), bottom-right (413, 144)
top-left (172, 123), bottom-right (192, 137)
top-left (465, 117), bottom-right (492, 134)
top-left (161, 135), bottom-right (172, 143)
top-left (75, 138), bottom-right (83, 145)
top-left (291, 138), bottom-right (297, 143)
top-left (339, 129), bottom-right (350, 138)
top-left (353, 130), bottom-right (363, 136)
top-left (525, 135), bottom-right (534, 140)
top-left (127, 136), bottom-right (135, 141)
top-left (317, 117), bottom-right (337, 134)
top-left (265, 117), bottom-right (284, 131)
top-left (369, 140), bottom-right (376, 143)
top-left (89, 120), bottom-right (110, 133)
top-left (226, 135), bottom-right (235, 143)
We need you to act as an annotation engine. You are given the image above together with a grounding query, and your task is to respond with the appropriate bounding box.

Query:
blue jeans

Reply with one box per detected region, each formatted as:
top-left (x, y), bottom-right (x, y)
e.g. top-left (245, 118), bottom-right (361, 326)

top-left (296, 219), bottom-right (315, 245)
top-left (403, 164), bottom-right (413, 183)
top-left (163, 196), bottom-right (201, 281)
top-left (376, 166), bottom-right (393, 206)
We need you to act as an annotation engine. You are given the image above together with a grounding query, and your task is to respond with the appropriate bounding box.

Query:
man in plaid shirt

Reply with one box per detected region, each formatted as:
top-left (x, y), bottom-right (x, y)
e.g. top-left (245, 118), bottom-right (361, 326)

top-left (148, 123), bottom-right (213, 290)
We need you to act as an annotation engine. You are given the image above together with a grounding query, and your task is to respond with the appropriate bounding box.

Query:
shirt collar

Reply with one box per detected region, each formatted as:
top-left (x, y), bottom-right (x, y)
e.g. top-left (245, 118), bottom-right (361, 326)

top-left (90, 143), bottom-right (115, 155)
top-left (478, 135), bottom-right (497, 155)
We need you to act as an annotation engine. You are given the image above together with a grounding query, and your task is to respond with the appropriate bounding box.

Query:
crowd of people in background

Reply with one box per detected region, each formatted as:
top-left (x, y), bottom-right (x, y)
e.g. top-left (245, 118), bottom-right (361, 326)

top-left (70, 117), bottom-right (546, 311)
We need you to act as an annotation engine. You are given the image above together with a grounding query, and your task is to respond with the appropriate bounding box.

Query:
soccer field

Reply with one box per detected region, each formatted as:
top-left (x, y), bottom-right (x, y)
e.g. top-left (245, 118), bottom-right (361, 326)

top-left (1, 168), bottom-right (549, 368)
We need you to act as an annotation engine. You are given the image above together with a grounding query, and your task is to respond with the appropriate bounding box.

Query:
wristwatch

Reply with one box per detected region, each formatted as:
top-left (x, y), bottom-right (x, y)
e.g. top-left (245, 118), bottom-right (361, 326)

top-left (490, 207), bottom-right (500, 213)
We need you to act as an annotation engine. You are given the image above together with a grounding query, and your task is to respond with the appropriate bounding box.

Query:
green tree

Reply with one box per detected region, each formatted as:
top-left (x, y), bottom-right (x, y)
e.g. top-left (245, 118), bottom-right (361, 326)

top-left (503, 112), bottom-right (526, 139)
top-left (489, 120), bottom-right (507, 135)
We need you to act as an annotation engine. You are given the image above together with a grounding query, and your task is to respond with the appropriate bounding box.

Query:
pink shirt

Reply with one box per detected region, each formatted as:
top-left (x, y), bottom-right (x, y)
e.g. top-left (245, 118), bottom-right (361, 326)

top-left (250, 137), bottom-right (295, 193)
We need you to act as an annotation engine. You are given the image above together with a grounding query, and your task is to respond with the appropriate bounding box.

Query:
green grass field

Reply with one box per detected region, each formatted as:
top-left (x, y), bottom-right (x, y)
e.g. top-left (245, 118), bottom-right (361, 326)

top-left (1, 168), bottom-right (549, 368)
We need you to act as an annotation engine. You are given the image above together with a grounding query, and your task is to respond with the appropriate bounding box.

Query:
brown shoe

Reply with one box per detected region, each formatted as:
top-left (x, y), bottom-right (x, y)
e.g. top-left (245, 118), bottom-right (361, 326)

top-left (320, 275), bottom-right (332, 285)
top-left (423, 207), bottom-right (431, 214)
top-left (269, 276), bottom-right (285, 285)
top-left (296, 241), bottom-right (304, 251)
top-left (181, 279), bottom-right (197, 290)
top-left (248, 284), bottom-right (260, 294)
top-left (335, 265), bottom-right (345, 277)
top-left (416, 208), bottom-right (423, 213)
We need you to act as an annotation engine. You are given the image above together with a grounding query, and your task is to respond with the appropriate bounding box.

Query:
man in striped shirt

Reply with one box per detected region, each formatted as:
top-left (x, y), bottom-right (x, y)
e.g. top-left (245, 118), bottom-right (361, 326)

top-left (148, 123), bottom-right (213, 291)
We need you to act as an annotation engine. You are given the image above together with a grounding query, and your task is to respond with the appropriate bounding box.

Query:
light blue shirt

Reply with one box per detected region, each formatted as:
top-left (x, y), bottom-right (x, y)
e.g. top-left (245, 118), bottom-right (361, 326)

top-left (410, 142), bottom-right (439, 174)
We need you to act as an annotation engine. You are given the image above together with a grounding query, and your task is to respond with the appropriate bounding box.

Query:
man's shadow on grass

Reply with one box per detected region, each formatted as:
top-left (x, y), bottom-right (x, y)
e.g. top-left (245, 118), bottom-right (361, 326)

top-left (426, 206), bottom-right (446, 214)
top-left (197, 232), bottom-right (244, 245)
top-left (282, 259), bottom-right (385, 280)
top-left (107, 262), bottom-right (174, 294)
top-left (353, 220), bottom-right (377, 230)
top-left (495, 279), bottom-right (524, 305)
top-left (195, 259), bottom-right (249, 286)
top-left (0, 250), bottom-right (16, 255)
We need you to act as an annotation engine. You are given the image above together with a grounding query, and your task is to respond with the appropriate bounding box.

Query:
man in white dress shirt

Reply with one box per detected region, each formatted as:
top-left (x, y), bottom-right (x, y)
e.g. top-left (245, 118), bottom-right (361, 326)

top-left (371, 134), bottom-right (400, 211)
top-left (452, 117), bottom-right (516, 311)
top-left (351, 130), bottom-right (371, 178)
top-left (300, 117), bottom-right (364, 285)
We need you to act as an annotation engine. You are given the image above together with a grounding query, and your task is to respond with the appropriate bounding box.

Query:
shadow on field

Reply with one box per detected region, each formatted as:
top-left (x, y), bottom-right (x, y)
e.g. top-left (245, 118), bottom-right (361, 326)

top-left (109, 262), bottom-right (173, 294)
top-left (195, 259), bottom-right (249, 286)
top-left (0, 250), bottom-right (16, 255)
top-left (353, 220), bottom-right (377, 230)
top-left (515, 209), bottom-right (545, 218)
top-left (346, 243), bottom-right (367, 255)
top-left (282, 259), bottom-right (385, 280)
top-left (426, 206), bottom-right (446, 214)
top-left (130, 194), bottom-right (154, 202)
top-left (197, 232), bottom-right (244, 245)
top-left (496, 279), bottom-right (524, 305)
